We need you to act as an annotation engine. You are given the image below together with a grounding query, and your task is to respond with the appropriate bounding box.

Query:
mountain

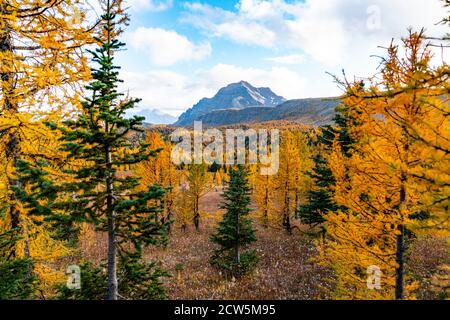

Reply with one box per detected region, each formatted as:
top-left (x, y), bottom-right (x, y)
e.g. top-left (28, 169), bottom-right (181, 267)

top-left (175, 81), bottom-right (286, 126)
top-left (127, 109), bottom-right (177, 125)
top-left (196, 98), bottom-right (339, 127)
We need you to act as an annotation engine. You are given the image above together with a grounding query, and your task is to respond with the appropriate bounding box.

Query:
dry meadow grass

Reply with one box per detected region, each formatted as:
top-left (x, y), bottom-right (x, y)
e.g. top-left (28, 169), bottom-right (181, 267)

top-left (79, 190), bottom-right (448, 300)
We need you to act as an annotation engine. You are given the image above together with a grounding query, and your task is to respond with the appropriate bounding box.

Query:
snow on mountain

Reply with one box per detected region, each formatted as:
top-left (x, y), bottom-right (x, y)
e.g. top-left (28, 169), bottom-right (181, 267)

top-left (175, 81), bottom-right (286, 126)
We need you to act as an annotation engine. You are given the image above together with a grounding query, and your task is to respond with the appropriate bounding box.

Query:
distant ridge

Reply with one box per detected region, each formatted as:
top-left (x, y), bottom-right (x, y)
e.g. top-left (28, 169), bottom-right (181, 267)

top-left (195, 97), bottom-right (339, 126)
top-left (127, 109), bottom-right (177, 125)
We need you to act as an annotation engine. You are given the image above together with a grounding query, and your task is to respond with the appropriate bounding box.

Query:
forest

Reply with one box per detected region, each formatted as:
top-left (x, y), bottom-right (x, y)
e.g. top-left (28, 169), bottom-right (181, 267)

top-left (0, 0), bottom-right (449, 301)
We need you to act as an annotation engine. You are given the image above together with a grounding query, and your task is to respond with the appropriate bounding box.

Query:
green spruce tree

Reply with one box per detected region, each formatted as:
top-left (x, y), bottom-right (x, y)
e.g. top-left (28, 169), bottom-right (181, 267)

top-left (0, 228), bottom-right (36, 300)
top-left (14, 0), bottom-right (168, 300)
top-left (298, 99), bottom-right (354, 229)
top-left (57, 253), bottom-right (168, 300)
top-left (210, 165), bottom-right (258, 276)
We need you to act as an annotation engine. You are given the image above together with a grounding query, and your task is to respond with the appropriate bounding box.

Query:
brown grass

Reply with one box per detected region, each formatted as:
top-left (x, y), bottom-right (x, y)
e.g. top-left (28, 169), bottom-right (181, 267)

top-left (79, 189), bottom-right (334, 299)
top-left (147, 189), bottom-right (333, 299)
top-left (143, 219), bottom-right (333, 300)
top-left (78, 190), bottom-right (448, 300)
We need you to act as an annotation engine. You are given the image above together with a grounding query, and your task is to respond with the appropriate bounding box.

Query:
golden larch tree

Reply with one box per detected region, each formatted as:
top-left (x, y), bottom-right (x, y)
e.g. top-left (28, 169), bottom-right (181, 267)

top-left (0, 0), bottom-right (94, 257)
top-left (322, 30), bottom-right (449, 299)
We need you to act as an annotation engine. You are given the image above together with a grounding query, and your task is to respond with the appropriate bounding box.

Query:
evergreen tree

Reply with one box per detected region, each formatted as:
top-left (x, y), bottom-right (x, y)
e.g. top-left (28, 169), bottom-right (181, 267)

top-left (298, 100), bottom-right (354, 228)
top-left (209, 161), bottom-right (222, 174)
top-left (210, 165), bottom-right (258, 276)
top-left (298, 136), bottom-right (336, 225)
top-left (57, 253), bottom-right (168, 300)
top-left (14, 0), bottom-right (168, 300)
top-left (0, 229), bottom-right (36, 300)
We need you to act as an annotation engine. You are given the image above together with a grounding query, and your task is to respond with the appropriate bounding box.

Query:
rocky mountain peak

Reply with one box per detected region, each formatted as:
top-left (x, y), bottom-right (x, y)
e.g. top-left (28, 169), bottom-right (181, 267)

top-left (175, 81), bottom-right (286, 126)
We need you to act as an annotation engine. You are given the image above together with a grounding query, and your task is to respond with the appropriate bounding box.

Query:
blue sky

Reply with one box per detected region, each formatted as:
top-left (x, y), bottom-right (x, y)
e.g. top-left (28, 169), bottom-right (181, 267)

top-left (114, 0), bottom-right (448, 117)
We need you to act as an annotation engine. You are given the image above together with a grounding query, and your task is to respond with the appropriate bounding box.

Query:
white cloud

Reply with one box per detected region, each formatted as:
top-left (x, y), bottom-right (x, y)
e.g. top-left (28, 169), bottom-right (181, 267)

top-left (266, 54), bottom-right (305, 65)
top-left (182, 2), bottom-right (277, 48)
top-left (198, 64), bottom-right (306, 99)
top-left (238, 0), bottom-right (283, 20)
top-left (121, 70), bottom-right (203, 116)
top-left (183, 0), bottom-right (449, 70)
top-left (127, 27), bottom-right (212, 66)
top-left (126, 0), bottom-right (173, 11)
top-left (120, 64), bottom-right (308, 116)
top-left (120, 0), bottom-right (449, 117)
top-left (215, 21), bottom-right (276, 47)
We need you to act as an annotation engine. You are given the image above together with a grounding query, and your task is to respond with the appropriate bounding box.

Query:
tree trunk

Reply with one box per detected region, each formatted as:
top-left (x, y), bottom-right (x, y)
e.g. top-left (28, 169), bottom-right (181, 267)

top-left (23, 222), bottom-right (30, 258)
top-left (236, 211), bottom-right (241, 264)
top-left (104, 1), bottom-right (118, 300)
top-left (107, 209), bottom-right (118, 300)
top-left (154, 199), bottom-right (160, 222)
top-left (0, 6), bottom-right (13, 110)
top-left (166, 177), bottom-right (174, 233)
top-left (396, 125), bottom-right (409, 300)
top-left (6, 134), bottom-right (21, 258)
top-left (166, 208), bottom-right (173, 234)
top-left (1, 4), bottom-right (21, 258)
top-left (263, 184), bottom-right (269, 228)
top-left (395, 223), bottom-right (405, 300)
top-left (106, 143), bottom-right (118, 300)
top-left (282, 160), bottom-right (292, 233)
top-left (283, 179), bottom-right (291, 234)
top-left (294, 173), bottom-right (300, 220)
top-left (263, 207), bottom-right (268, 228)
top-left (193, 195), bottom-right (200, 230)
top-left (396, 174), bottom-right (407, 300)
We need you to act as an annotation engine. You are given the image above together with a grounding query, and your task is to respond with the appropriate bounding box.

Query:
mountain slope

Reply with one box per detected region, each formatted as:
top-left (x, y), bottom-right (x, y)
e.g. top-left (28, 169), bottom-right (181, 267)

top-left (175, 81), bottom-right (286, 126)
top-left (127, 109), bottom-right (177, 124)
top-left (196, 98), bottom-right (339, 126)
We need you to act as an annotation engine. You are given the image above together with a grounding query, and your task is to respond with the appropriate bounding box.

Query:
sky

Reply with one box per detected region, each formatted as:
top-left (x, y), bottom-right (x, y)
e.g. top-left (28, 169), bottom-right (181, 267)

top-left (112, 0), bottom-right (449, 117)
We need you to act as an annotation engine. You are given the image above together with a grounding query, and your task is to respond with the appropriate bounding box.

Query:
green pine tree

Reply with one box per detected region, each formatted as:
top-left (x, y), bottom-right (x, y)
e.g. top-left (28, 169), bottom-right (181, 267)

top-left (210, 165), bottom-right (258, 277)
top-left (0, 228), bottom-right (36, 300)
top-left (14, 0), bottom-right (168, 300)
top-left (57, 253), bottom-right (169, 300)
top-left (209, 161), bottom-right (221, 173)
top-left (298, 99), bottom-right (354, 229)
top-left (298, 152), bottom-right (334, 226)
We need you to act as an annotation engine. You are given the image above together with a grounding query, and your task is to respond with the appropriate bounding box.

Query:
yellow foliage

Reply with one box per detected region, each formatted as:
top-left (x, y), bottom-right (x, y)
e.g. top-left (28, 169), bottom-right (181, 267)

top-left (0, 0), bottom-right (94, 297)
top-left (323, 31), bottom-right (449, 299)
top-left (274, 130), bottom-right (313, 229)
top-left (16, 216), bottom-right (73, 298)
top-left (134, 131), bottom-right (180, 223)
